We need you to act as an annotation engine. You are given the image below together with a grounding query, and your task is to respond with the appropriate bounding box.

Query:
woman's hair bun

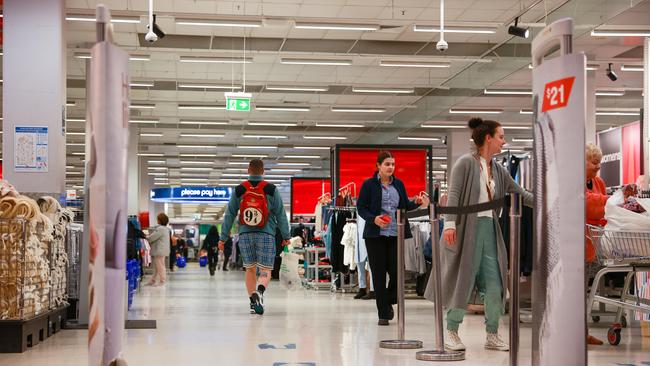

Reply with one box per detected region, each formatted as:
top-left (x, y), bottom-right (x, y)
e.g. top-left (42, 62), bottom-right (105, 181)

top-left (468, 117), bottom-right (483, 129)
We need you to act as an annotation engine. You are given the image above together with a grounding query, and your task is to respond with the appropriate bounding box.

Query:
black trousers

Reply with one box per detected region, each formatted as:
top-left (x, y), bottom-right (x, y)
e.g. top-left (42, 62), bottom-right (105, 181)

top-left (207, 247), bottom-right (218, 272)
top-left (365, 236), bottom-right (398, 320)
top-left (223, 245), bottom-right (232, 270)
top-left (169, 244), bottom-right (176, 270)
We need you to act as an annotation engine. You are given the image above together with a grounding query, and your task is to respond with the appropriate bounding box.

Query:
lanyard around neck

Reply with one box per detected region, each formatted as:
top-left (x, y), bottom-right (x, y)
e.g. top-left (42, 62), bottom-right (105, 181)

top-left (475, 155), bottom-right (493, 202)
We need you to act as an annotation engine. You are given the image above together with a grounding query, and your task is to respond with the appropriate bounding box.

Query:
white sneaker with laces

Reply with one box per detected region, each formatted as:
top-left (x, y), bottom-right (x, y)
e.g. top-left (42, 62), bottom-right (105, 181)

top-left (485, 332), bottom-right (509, 351)
top-left (444, 329), bottom-right (466, 351)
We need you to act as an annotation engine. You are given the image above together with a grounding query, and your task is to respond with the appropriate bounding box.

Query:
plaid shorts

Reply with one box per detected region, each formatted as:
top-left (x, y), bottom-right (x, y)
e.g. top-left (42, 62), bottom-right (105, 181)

top-left (238, 232), bottom-right (276, 270)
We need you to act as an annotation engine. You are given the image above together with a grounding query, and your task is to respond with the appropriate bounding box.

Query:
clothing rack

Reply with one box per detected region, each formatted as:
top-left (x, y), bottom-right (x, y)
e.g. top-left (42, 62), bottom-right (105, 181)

top-left (327, 206), bottom-right (357, 212)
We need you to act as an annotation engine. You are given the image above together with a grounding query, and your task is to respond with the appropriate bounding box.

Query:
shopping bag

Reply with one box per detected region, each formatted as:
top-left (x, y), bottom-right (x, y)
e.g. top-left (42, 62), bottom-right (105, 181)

top-left (279, 246), bottom-right (302, 290)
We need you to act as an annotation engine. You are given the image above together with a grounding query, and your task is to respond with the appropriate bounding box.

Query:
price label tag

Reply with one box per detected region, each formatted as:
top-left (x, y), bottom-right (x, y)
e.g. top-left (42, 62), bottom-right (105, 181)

top-left (541, 76), bottom-right (575, 112)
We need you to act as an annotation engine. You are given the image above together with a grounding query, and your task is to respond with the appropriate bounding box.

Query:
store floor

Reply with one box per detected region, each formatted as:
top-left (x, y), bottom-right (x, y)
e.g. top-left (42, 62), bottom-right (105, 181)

top-left (2, 264), bottom-right (649, 366)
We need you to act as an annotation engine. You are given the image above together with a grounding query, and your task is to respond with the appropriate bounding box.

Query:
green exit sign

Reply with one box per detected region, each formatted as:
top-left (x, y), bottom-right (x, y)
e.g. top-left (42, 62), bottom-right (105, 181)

top-left (225, 92), bottom-right (252, 112)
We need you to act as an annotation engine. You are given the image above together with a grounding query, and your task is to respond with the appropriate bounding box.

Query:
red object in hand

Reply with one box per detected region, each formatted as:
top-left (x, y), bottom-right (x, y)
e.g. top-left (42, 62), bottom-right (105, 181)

top-left (380, 214), bottom-right (392, 223)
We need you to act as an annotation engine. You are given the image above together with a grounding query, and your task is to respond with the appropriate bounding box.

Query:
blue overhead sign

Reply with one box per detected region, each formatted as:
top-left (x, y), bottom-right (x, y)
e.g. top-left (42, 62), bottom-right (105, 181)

top-left (150, 186), bottom-right (233, 203)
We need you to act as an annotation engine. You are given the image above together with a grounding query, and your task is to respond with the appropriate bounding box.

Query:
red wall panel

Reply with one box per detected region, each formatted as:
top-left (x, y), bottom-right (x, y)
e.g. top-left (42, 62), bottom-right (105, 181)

top-left (291, 178), bottom-right (331, 218)
top-left (622, 121), bottom-right (641, 185)
top-left (338, 148), bottom-right (427, 197)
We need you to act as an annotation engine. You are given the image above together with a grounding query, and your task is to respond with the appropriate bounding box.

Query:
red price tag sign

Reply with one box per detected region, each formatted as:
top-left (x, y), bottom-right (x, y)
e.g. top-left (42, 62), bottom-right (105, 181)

top-left (541, 76), bottom-right (575, 112)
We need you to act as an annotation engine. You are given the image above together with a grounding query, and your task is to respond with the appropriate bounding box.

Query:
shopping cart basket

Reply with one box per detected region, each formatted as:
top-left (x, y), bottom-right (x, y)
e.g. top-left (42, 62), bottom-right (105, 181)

top-left (586, 225), bottom-right (650, 345)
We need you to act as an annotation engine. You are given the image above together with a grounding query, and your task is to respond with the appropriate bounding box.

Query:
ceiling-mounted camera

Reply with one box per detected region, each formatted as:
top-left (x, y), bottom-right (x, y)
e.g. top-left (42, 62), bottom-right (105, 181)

top-left (436, 39), bottom-right (448, 52)
top-left (145, 14), bottom-right (165, 43)
top-left (606, 63), bottom-right (618, 82)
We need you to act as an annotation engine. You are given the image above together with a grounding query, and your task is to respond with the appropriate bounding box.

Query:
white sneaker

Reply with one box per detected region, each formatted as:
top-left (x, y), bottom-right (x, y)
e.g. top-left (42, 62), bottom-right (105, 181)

top-left (444, 329), bottom-right (466, 351)
top-left (485, 333), bottom-right (509, 351)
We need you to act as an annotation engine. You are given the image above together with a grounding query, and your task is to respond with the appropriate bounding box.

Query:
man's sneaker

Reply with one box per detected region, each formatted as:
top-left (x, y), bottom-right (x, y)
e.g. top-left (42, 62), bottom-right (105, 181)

top-left (485, 333), bottom-right (509, 351)
top-left (251, 291), bottom-right (264, 315)
top-left (444, 329), bottom-right (466, 351)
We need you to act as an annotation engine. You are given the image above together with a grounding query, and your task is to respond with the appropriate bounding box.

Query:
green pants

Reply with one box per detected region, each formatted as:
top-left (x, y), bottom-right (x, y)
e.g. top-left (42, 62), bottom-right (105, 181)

top-left (446, 217), bottom-right (503, 334)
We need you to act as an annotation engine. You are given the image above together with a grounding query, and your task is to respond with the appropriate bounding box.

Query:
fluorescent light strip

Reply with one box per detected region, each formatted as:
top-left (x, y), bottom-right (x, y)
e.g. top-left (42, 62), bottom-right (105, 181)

top-left (512, 138), bottom-right (533, 142)
top-left (283, 155), bottom-right (320, 159)
top-left (265, 85), bottom-right (329, 92)
top-left (178, 83), bottom-right (241, 90)
top-left (595, 90), bottom-right (625, 97)
top-left (66, 132), bottom-right (85, 136)
top-left (248, 122), bottom-right (298, 127)
top-left (269, 168), bottom-right (301, 172)
top-left (175, 19), bottom-right (262, 28)
top-left (596, 111), bottom-right (639, 116)
top-left (237, 145), bottom-right (277, 149)
top-left (180, 56), bottom-right (252, 64)
top-left (180, 167), bottom-right (212, 171)
top-left (179, 120), bottom-right (228, 125)
top-left (413, 24), bottom-right (497, 34)
top-left (66, 15), bottom-right (141, 24)
top-left (432, 157), bottom-right (446, 160)
top-left (293, 146), bottom-right (330, 150)
top-left (231, 154), bottom-right (268, 158)
top-left (130, 104), bottom-right (156, 109)
top-left (274, 162), bottom-right (310, 166)
top-left (178, 105), bottom-right (226, 110)
top-left (421, 124), bottom-right (466, 129)
top-left (180, 154), bottom-right (217, 157)
top-left (243, 134), bottom-right (287, 139)
top-left (66, 143), bottom-right (85, 146)
top-left (74, 53), bottom-right (149, 61)
top-left (67, 101), bottom-right (76, 107)
top-left (449, 108), bottom-right (503, 114)
top-left (621, 65), bottom-right (643, 72)
top-left (331, 107), bottom-right (386, 113)
top-left (591, 29), bottom-right (650, 37)
top-left (148, 167), bottom-right (168, 170)
top-left (520, 109), bottom-right (533, 115)
top-left (380, 60), bottom-right (450, 68)
top-left (483, 88), bottom-right (532, 95)
top-left (179, 133), bottom-right (225, 138)
top-left (281, 58), bottom-right (352, 66)
top-left (138, 153), bottom-right (164, 157)
top-left (177, 145), bottom-right (216, 149)
top-left (503, 125), bottom-right (532, 130)
top-left (398, 136), bottom-right (440, 141)
top-left (255, 106), bottom-right (310, 112)
top-left (140, 133), bottom-right (163, 137)
top-left (130, 119), bottom-right (159, 124)
top-left (303, 136), bottom-right (347, 140)
top-left (148, 160), bottom-right (166, 164)
top-left (228, 162), bottom-right (250, 165)
top-left (67, 118), bottom-right (85, 122)
top-left (130, 82), bottom-right (154, 87)
top-left (179, 161), bottom-right (214, 165)
top-left (316, 123), bottom-right (364, 128)
top-left (148, 172), bottom-right (167, 176)
top-left (225, 168), bottom-right (248, 171)
top-left (352, 87), bottom-right (414, 94)
top-left (294, 22), bottom-right (379, 31)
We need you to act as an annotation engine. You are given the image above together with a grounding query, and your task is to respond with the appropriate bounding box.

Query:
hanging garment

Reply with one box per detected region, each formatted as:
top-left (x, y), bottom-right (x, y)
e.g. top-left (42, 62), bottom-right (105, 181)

top-left (355, 216), bottom-right (367, 264)
top-left (315, 202), bottom-right (323, 232)
top-left (324, 215), bottom-right (333, 258)
top-left (341, 222), bottom-right (357, 270)
top-left (330, 211), bottom-right (351, 273)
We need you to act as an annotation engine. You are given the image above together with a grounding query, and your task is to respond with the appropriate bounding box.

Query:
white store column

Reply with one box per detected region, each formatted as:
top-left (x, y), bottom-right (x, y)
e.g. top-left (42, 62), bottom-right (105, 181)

top-left (127, 125), bottom-right (139, 215)
top-left (644, 38), bottom-right (649, 175)
top-left (2, 0), bottom-right (66, 194)
top-left (586, 70), bottom-right (597, 144)
top-left (446, 129), bottom-right (472, 171)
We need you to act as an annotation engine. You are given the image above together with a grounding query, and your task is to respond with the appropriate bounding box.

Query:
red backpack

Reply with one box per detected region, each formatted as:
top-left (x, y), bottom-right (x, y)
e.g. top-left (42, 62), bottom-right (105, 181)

top-left (238, 181), bottom-right (270, 228)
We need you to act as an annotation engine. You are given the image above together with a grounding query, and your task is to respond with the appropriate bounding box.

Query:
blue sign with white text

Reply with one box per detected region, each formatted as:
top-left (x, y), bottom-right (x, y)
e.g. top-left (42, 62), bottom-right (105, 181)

top-left (150, 186), bottom-right (232, 203)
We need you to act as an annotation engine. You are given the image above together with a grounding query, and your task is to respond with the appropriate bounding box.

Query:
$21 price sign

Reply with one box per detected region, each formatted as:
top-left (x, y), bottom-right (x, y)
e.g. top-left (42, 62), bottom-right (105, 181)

top-left (541, 76), bottom-right (575, 113)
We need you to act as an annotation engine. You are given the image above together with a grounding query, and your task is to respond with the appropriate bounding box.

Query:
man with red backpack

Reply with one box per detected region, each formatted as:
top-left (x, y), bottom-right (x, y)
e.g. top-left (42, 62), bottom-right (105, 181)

top-left (219, 159), bottom-right (291, 315)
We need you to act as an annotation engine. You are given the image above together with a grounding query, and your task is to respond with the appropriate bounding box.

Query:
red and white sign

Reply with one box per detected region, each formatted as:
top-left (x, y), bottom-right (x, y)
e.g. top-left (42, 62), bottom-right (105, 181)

top-left (541, 76), bottom-right (575, 112)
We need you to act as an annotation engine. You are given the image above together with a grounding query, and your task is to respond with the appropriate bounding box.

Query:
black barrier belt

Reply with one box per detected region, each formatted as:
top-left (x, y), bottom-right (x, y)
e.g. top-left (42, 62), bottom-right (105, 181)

top-left (436, 197), bottom-right (506, 215)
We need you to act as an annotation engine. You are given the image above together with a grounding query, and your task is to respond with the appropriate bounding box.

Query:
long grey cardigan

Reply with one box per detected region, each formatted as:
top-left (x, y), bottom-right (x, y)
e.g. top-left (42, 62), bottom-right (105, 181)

top-left (425, 153), bottom-right (533, 311)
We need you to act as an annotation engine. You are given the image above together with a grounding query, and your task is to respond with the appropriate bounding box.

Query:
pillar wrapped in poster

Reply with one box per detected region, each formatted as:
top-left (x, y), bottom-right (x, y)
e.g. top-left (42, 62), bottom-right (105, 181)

top-left (86, 6), bottom-right (130, 366)
top-left (531, 18), bottom-right (586, 366)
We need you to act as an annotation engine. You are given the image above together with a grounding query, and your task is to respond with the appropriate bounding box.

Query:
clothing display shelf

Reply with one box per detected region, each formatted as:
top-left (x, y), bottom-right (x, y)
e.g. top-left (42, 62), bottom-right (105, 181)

top-left (65, 225), bottom-right (83, 302)
top-left (303, 246), bottom-right (332, 290)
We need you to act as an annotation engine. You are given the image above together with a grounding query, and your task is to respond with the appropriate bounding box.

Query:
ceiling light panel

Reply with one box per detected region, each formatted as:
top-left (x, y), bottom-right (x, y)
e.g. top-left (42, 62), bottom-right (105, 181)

top-left (483, 88), bottom-right (533, 95)
top-left (265, 85), bottom-right (329, 92)
top-left (421, 123), bottom-right (466, 129)
top-left (178, 83), bottom-right (242, 90)
top-left (380, 60), bottom-right (450, 68)
top-left (179, 120), bottom-right (228, 125)
top-left (130, 81), bottom-right (154, 88)
top-left (280, 58), bottom-right (352, 66)
top-left (242, 134), bottom-right (287, 139)
top-left (236, 145), bottom-right (278, 149)
top-left (180, 56), bottom-right (253, 64)
top-left (283, 155), bottom-right (320, 159)
top-left (129, 119), bottom-right (159, 124)
top-left (303, 136), bottom-right (347, 140)
top-left (591, 29), bottom-right (650, 37)
top-left (398, 136), bottom-right (441, 141)
top-left (449, 108), bottom-right (503, 114)
top-left (255, 106), bottom-right (310, 112)
top-left (352, 87), bottom-right (414, 94)
top-left (175, 18), bottom-right (262, 28)
top-left (294, 22), bottom-right (380, 31)
top-left (248, 122), bottom-right (298, 127)
top-left (231, 154), bottom-right (268, 158)
top-left (179, 154), bottom-right (218, 157)
top-left (621, 65), bottom-right (643, 72)
top-left (331, 107), bottom-right (386, 113)
top-left (178, 104), bottom-right (227, 110)
top-left (130, 103), bottom-right (156, 109)
top-left (179, 133), bottom-right (225, 138)
top-left (293, 146), bottom-right (331, 150)
top-left (315, 123), bottom-right (364, 128)
top-left (413, 25), bottom-right (497, 34)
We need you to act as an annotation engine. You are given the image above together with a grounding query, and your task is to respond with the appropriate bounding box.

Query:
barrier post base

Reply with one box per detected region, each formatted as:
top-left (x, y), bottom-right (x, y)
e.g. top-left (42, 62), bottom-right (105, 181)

top-left (416, 349), bottom-right (466, 361)
top-left (379, 339), bottom-right (423, 349)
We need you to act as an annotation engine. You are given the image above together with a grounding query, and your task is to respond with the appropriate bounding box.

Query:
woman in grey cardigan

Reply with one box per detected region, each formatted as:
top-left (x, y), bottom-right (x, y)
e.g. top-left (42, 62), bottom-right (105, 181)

top-left (146, 213), bottom-right (171, 286)
top-left (440, 118), bottom-right (533, 352)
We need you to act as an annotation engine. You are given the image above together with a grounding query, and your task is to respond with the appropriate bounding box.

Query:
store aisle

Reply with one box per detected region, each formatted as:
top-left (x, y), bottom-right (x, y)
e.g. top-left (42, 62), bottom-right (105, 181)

top-left (1, 264), bottom-right (649, 366)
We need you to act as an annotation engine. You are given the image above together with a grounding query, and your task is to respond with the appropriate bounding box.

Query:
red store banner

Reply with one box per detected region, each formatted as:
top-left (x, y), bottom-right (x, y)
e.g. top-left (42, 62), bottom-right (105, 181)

top-left (290, 177), bottom-right (331, 220)
top-left (337, 148), bottom-right (428, 198)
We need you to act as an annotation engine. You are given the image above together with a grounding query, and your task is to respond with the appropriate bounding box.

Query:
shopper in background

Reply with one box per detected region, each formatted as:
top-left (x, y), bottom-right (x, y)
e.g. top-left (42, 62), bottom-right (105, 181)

top-left (147, 213), bottom-right (171, 286)
top-left (201, 225), bottom-right (220, 276)
top-left (356, 150), bottom-right (430, 326)
top-left (169, 233), bottom-right (178, 272)
top-left (219, 159), bottom-right (291, 315)
top-left (221, 235), bottom-right (233, 271)
top-left (440, 118), bottom-right (533, 352)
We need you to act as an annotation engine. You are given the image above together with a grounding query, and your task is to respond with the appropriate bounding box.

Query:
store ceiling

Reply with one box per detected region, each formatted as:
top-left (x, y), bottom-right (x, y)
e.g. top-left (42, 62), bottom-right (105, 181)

top-left (60, 0), bottom-right (648, 201)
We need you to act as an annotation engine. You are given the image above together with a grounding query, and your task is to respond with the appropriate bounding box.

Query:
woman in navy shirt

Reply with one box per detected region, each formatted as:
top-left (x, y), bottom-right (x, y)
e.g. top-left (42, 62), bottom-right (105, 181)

top-left (356, 151), bottom-right (429, 325)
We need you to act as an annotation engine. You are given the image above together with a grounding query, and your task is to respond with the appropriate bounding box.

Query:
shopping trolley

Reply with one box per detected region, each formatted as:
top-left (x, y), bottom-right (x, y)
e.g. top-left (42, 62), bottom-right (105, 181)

top-left (586, 225), bottom-right (650, 345)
